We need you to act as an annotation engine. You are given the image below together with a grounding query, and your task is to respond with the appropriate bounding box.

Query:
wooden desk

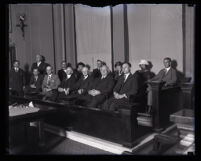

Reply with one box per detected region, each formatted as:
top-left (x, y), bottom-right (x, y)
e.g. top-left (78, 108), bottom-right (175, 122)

top-left (9, 96), bottom-right (58, 151)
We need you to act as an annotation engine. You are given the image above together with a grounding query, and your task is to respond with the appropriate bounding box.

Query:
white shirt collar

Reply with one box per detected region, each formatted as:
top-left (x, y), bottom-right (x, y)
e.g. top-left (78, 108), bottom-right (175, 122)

top-left (48, 74), bottom-right (52, 78)
top-left (67, 74), bottom-right (71, 79)
top-left (37, 61), bottom-right (41, 66)
top-left (124, 73), bottom-right (130, 80)
top-left (101, 75), bottom-right (107, 79)
top-left (84, 75), bottom-right (88, 80)
top-left (165, 67), bottom-right (171, 72)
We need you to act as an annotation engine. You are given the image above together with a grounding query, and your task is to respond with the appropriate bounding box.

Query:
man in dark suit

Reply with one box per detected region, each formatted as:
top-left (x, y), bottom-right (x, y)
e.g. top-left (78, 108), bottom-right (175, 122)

top-left (73, 65), bottom-right (92, 96)
top-left (147, 57), bottom-right (178, 113)
top-left (102, 62), bottom-right (139, 111)
top-left (24, 67), bottom-right (44, 96)
top-left (92, 60), bottom-right (103, 79)
top-left (113, 61), bottom-right (123, 83)
top-left (59, 65), bottom-right (92, 104)
top-left (58, 61), bottom-right (68, 82)
top-left (78, 65), bottom-right (114, 108)
top-left (31, 54), bottom-right (48, 75)
top-left (9, 60), bottom-right (25, 96)
top-left (42, 65), bottom-right (60, 101)
top-left (57, 66), bottom-right (78, 101)
top-left (74, 62), bottom-right (85, 80)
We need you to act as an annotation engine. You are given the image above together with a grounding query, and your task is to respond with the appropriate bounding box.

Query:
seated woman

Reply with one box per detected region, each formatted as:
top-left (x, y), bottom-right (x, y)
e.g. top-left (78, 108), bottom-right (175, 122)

top-left (24, 67), bottom-right (44, 98)
top-left (42, 65), bottom-right (60, 101)
top-left (76, 65), bottom-right (114, 108)
top-left (57, 66), bottom-right (78, 102)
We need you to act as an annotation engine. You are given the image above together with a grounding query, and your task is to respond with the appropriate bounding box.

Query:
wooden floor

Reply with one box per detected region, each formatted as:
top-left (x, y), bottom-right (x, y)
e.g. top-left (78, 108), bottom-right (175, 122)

top-left (9, 123), bottom-right (195, 155)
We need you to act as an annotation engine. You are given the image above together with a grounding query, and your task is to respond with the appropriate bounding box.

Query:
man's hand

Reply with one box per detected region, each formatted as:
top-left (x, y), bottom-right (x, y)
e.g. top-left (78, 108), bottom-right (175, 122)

top-left (44, 88), bottom-right (51, 92)
top-left (114, 93), bottom-right (127, 99)
top-left (58, 87), bottom-right (64, 92)
top-left (30, 84), bottom-right (36, 88)
top-left (64, 88), bottom-right (70, 95)
top-left (78, 89), bottom-right (83, 95)
top-left (93, 90), bottom-right (101, 96)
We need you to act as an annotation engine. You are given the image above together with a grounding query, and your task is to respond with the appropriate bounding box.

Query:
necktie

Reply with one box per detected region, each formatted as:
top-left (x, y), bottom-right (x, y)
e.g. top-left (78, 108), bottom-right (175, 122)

top-left (124, 74), bottom-right (127, 82)
top-left (34, 76), bottom-right (38, 83)
top-left (47, 75), bottom-right (51, 85)
top-left (15, 67), bottom-right (19, 72)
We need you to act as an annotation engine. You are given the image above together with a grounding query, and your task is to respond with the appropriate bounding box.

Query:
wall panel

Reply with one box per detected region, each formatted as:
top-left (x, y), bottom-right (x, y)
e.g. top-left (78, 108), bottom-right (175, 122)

top-left (75, 4), bottom-right (112, 70)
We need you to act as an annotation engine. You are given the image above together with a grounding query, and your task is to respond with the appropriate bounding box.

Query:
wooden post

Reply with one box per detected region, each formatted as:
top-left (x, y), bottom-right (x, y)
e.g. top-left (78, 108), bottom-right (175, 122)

top-left (149, 81), bottom-right (164, 132)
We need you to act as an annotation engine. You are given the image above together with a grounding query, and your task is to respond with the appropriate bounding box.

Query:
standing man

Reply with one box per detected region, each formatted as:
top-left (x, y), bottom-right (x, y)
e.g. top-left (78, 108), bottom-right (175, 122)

top-left (31, 54), bottom-right (48, 75)
top-left (42, 65), bottom-right (60, 101)
top-left (9, 60), bottom-right (25, 96)
top-left (102, 62), bottom-right (139, 111)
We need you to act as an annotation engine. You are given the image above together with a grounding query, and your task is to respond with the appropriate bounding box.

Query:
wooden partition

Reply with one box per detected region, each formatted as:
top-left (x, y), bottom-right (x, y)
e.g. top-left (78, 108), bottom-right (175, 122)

top-left (149, 82), bottom-right (182, 132)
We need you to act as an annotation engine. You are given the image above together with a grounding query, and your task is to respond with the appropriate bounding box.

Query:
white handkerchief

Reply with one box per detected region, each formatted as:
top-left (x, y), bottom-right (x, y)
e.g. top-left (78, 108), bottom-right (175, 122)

top-left (29, 101), bottom-right (34, 108)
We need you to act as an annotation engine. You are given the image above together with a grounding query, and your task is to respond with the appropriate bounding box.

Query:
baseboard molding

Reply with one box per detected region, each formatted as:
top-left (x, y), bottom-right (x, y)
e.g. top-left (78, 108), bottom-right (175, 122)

top-left (43, 123), bottom-right (157, 154)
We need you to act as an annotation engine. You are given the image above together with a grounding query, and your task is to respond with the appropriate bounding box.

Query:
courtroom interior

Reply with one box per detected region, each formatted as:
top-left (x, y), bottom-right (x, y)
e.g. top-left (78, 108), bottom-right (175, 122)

top-left (8, 3), bottom-right (195, 155)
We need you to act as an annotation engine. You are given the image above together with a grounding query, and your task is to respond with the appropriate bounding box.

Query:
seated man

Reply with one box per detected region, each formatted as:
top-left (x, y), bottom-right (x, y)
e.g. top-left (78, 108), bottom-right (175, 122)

top-left (74, 62), bottom-right (85, 80)
top-left (42, 65), bottom-right (60, 101)
top-left (57, 60), bottom-right (68, 82)
top-left (24, 67), bottom-right (44, 96)
top-left (57, 66), bottom-right (78, 101)
top-left (9, 60), bottom-right (25, 96)
top-left (92, 59), bottom-right (103, 79)
top-left (102, 62), bottom-right (139, 111)
top-left (113, 61), bottom-right (123, 83)
top-left (77, 65), bottom-right (114, 108)
top-left (73, 65), bottom-right (92, 96)
top-left (147, 57), bottom-right (178, 113)
top-left (59, 65), bottom-right (92, 104)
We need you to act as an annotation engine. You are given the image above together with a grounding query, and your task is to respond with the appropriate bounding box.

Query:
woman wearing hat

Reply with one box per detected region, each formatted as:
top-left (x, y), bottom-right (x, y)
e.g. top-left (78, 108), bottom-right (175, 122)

top-left (135, 59), bottom-right (155, 113)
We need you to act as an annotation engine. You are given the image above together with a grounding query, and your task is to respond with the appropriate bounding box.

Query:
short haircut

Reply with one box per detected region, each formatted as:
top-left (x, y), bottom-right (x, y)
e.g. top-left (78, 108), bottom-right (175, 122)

top-left (122, 62), bottom-right (131, 67)
top-left (85, 64), bottom-right (91, 70)
top-left (164, 57), bottom-right (171, 62)
top-left (97, 59), bottom-right (102, 63)
top-left (13, 60), bottom-right (20, 64)
top-left (77, 62), bottom-right (85, 68)
top-left (67, 63), bottom-right (72, 67)
top-left (115, 61), bottom-right (122, 67)
top-left (102, 61), bottom-right (106, 66)
top-left (67, 66), bottom-right (73, 70)
top-left (46, 65), bottom-right (52, 69)
top-left (32, 67), bottom-right (39, 71)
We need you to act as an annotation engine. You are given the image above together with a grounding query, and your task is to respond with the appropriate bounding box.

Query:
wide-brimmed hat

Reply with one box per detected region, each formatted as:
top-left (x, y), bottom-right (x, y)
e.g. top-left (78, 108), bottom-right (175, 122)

top-left (139, 59), bottom-right (149, 65)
